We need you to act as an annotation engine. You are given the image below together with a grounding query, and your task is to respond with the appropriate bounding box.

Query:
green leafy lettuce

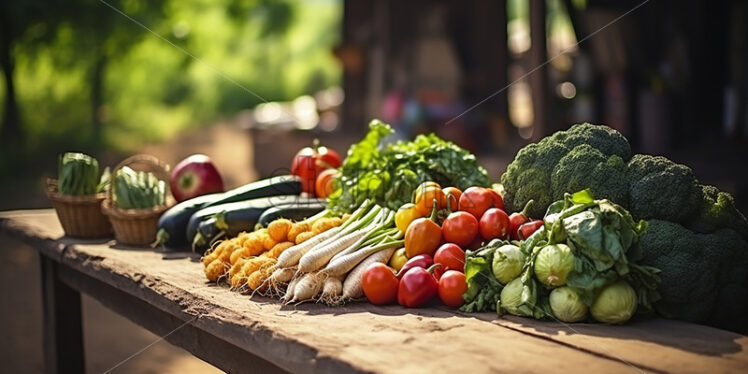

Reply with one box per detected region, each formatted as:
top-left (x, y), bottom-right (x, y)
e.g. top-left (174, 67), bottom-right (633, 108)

top-left (328, 119), bottom-right (491, 214)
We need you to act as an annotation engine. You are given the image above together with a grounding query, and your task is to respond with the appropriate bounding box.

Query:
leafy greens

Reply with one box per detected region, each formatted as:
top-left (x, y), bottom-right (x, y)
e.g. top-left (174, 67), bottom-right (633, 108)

top-left (327, 119), bottom-right (491, 213)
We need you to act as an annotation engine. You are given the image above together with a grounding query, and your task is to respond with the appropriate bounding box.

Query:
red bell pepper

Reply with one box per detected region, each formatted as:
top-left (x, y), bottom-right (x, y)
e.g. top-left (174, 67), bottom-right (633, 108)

top-left (518, 219), bottom-right (544, 240)
top-left (508, 200), bottom-right (534, 241)
top-left (398, 264), bottom-right (441, 308)
top-left (396, 254), bottom-right (443, 280)
top-left (396, 254), bottom-right (433, 278)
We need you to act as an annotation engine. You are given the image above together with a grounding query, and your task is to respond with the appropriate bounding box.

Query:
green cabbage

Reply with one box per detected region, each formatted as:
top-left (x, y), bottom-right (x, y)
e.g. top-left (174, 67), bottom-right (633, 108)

top-left (534, 244), bottom-right (574, 287)
top-left (549, 287), bottom-right (588, 322)
top-left (492, 244), bottom-right (525, 284)
top-left (590, 281), bottom-right (637, 324)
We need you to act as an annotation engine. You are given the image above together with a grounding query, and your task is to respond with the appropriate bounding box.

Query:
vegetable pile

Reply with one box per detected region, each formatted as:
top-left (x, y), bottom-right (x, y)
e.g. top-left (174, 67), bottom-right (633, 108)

top-left (185, 119), bottom-right (748, 332)
top-left (500, 123), bottom-right (748, 331)
top-left (327, 119), bottom-right (491, 214)
top-left (462, 189), bottom-right (660, 325)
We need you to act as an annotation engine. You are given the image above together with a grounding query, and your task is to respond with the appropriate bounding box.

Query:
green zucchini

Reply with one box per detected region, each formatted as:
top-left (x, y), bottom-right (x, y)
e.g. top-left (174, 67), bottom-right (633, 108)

top-left (200, 174), bottom-right (302, 209)
top-left (155, 192), bottom-right (223, 249)
top-left (257, 199), bottom-right (327, 227)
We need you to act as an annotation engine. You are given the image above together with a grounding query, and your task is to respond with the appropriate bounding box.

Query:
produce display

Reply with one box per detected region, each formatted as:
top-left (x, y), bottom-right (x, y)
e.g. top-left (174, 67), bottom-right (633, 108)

top-left (500, 123), bottom-right (748, 331)
top-left (113, 167), bottom-right (167, 209)
top-left (50, 119), bottom-right (747, 333)
top-left (57, 152), bottom-right (109, 195)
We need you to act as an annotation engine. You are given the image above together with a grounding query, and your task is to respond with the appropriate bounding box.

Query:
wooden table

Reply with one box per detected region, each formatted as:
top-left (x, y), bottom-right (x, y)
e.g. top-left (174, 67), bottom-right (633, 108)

top-left (2, 209), bottom-right (748, 374)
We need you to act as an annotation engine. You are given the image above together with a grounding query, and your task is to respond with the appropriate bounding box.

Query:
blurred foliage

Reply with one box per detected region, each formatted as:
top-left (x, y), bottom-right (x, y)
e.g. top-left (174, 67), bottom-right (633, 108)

top-left (0, 0), bottom-right (341, 154)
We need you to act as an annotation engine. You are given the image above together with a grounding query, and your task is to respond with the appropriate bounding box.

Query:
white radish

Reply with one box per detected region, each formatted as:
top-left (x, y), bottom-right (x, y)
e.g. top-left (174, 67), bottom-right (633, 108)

top-left (275, 226), bottom-right (342, 268)
top-left (297, 229), bottom-right (368, 273)
top-left (319, 276), bottom-right (343, 305)
top-left (322, 241), bottom-right (401, 278)
top-left (290, 272), bottom-right (325, 303)
top-left (268, 266), bottom-right (296, 294)
top-left (270, 266), bottom-right (296, 284)
top-left (282, 276), bottom-right (300, 303)
top-left (342, 247), bottom-right (395, 300)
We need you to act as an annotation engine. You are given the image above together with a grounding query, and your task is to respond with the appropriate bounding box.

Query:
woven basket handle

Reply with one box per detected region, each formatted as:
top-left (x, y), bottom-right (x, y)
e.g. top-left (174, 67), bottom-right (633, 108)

top-left (109, 154), bottom-right (172, 206)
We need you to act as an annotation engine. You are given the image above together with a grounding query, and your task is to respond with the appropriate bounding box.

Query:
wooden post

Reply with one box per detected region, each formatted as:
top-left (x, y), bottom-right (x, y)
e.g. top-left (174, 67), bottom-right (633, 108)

top-left (40, 255), bottom-right (86, 374)
top-left (529, 0), bottom-right (549, 140)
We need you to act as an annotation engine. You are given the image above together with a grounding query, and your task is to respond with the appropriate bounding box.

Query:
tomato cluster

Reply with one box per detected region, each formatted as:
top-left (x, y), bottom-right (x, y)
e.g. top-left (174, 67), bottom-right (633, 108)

top-left (364, 182), bottom-right (545, 308)
top-left (362, 245), bottom-right (467, 308)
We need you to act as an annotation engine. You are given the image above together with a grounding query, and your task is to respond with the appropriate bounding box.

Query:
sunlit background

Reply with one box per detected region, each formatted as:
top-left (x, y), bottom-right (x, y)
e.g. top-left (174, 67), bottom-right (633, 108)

top-left (2, 0), bottom-right (747, 210)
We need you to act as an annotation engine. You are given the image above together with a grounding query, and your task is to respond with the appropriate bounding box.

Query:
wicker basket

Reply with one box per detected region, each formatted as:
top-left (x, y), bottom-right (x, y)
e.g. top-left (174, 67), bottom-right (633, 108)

top-left (46, 180), bottom-right (112, 238)
top-left (102, 154), bottom-right (175, 246)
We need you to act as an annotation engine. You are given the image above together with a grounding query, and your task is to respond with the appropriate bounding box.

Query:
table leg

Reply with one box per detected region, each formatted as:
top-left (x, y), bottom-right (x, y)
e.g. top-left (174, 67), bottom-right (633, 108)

top-left (40, 254), bottom-right (86, 374)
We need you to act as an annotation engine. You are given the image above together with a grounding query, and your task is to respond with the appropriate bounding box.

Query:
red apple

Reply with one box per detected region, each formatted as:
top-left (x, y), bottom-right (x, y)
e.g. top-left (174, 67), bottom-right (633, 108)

top-left (170, 154), bottom-right (224, 202)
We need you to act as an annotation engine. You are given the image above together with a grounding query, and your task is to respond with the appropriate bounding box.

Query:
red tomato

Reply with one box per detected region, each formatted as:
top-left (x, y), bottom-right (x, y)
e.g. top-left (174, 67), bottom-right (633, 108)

top-left (290, 141), bottom-right (342, 195)
top-left (315, 168), bottom-right (338, 198)
top-left (438, 270), bottom-right (468, 307)
top-left (434, 243), bottom-right (465, 272)
top-left (441, 211), bottom-right (478, 247)
top-left (361, 263), bottom-right (399, 305)
top-left (487, 189), bottom-right (505, 211)
top-left (458, 187), bottom-right (494, 219)
top-left (479, 208), bottom-right (511, 240)
top-left (442, 187), bottom-right (462, 211)
top-left (414, 186), bottom-right (447, 216)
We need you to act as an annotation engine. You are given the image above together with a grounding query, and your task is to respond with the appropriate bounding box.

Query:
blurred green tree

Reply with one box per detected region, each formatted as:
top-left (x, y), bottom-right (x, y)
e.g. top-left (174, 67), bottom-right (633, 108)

top-left (1, 0), bottom-right (340, 154)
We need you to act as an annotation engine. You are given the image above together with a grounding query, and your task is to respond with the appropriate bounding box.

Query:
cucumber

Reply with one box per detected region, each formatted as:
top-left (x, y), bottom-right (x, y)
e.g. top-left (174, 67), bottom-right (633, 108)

top-left (155, 192), bottom-right (224, 249)
top-left (201, 174), bottom-right (302, 209)
top-left (257, 199), bottom-right (327, 227)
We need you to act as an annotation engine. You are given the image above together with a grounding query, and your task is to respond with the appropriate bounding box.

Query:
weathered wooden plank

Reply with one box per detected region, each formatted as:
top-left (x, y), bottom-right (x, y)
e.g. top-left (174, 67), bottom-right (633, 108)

top-left (462, 312), bottom-right (748, 374)
top-left (56, 262), bottom-right (289, 374)
top-left (3, 210), bottom-right (748, 374)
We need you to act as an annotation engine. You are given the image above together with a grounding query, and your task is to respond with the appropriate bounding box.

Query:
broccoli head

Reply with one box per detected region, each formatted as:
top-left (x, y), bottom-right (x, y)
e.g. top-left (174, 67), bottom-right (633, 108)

top-left (626, 155), bottom-right (702, 223)
top-left (551, 144), bottom-right (629, 206)
top-left (501, 123), bottom-right (630, 218)
top-left (691, 185), bottom-right (748, 238)
top-left (639, 220), bottom-right (748, 332)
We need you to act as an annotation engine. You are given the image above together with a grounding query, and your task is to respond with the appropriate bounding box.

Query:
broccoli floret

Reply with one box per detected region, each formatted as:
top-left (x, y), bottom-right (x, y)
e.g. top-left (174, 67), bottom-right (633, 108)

top-left (626, 155), bottom-right (702, 223)
top-left (639, 220), bottom-right (748, 332)
top-left (551, 144), bottom-right (629, 205)
top-left (691, 185), bottom-right (748, 238)
top-left (552, 123), bottom-right (632, 161)
top-left (501, 140), bottom-right (570, 218)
